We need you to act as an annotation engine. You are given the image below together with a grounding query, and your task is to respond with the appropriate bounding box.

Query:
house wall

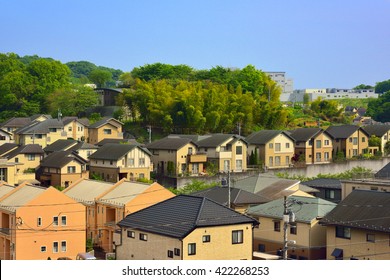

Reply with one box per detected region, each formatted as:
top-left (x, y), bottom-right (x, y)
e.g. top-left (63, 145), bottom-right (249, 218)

top-left (326, 226), bottom-right (390, 260)
top-left (345, 129), bottom-right (369, 158)
top-left (17, 131), bottom-right (67, 149)
top-left (88, 123), bottom-right (123, 145)
top-left (380, 131), bottom-right (390, 153)
top-left (64, 121), bottom-right (88, 141)
top-left (183, 223), bottom-right (254, 260)
top-left (341, 180), bottom-right (390, 200)
top-left (13, 187), bottom-right (86, 260)
top-left (0, 163), bottom-right (16, 186)
top-left (0, 131), bottom-right (12, 145)
top-left (263, 134), bottom-right (295, 169)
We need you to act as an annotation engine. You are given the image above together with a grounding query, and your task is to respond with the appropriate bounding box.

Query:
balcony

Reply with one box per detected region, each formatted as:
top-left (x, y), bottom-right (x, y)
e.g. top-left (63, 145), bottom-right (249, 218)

top-left (187, 153), bottom-right (207, 163)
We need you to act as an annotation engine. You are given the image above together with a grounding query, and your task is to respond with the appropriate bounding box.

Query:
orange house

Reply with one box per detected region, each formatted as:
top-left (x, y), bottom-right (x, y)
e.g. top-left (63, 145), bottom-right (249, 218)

top-left (0, 182), bottom-right (86, 260)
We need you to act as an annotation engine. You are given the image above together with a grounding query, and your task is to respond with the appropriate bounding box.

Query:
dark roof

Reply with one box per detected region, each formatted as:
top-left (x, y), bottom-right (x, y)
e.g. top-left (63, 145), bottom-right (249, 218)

top-left (362, 125), bottom-right (390, 137)
top-left (15, 119), bottom-right (64, 134)
top-left (325, 125), bottom-right (363, 139)
top-left (375, 162), bottom-right (390, 179)
top-left (1, 117), bottom-right (31, 128)
top-left (320, 190), bottom-right (390, 233)
top-left (191, 186), bottom-right (269, 206)
top-left (196, 134), bottom-right (247, 148)
top-left (146, 137), bottom-right (196, 150)
top-left (0, 143), bottom-right (18, 156)
top-left (88, 117), bottom-right (123, 129)
top-left (3, 144), bottom-right (44, 159)
top-left (62, 116), bottom-right (90, 127)
top-left (246, 130), bottom-right (293, 145)
top-left (289, 128), bottom-right (323, 142)
top-left (117, 195), bottom-right (259, 238)
top-left (70, 141), bottom-right (98, 151)
top-left (301, 178), bottom-right (342, 190)
top-left (97, 138), bottom-right (141, 147)
top-left (89, 143), bottom-right (142, 160)
top-left (44, 139), bottom-right (78, 153)
top-left (40, 151), bottom-right (87, 168)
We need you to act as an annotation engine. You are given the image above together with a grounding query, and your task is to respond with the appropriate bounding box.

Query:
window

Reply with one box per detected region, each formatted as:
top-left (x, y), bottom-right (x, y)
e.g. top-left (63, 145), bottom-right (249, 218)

top-left (103, 129), bottom-right (112, 135)
top-left (127, 231), bottom-right (135, 238)
top-left (67, 166), bottom-right (76, 173)
top-left (353, 137), bottom-right (358, 145)
top-left (203, 235), bottom-right (211, 243)
top-left (316, 140), bottom-right (321, 148)
top-left (353, 149), bottom-right (358, 156)
top-left (27, 154), bottom-right (35, 161)
top-left (49, 128), bottom-right (57, 132)
top-left (40, 246), bottom-right (46, 253)
top-left (274, 221), bottom-right (281, 232)
top-left (324, 140), bottom-right (330, 146)
top-left (286, 143), bottom-right (290, 149)
top-left (68, 126), bottom-right (72, 132)
top-left (139, 158), bottom-right (145, 166)
top-left (53, 242), bottom-right (59, 253)
top-left (269, 143), bottom-right (273, 149)
top-left (290, 223), bottom-right (297, 235)
top-left (53, 216), bottom-right (58, 226)
top-left (232, 230), bottom-right (243, 244)
top-left (110, 160), bottom-right (113, 165)
top-left (188, 243), bottom-right (196, 255)
top-left (275, 143), bottom-right (281, 152)
top-left (324, 152), bottom-right (329, 161)
top-left (188, 147), bottom-right (193, 155)
top-left (258, 244), bottom-right (266, 252)
top-left (129, 158), bottom-right (134, 166)
top-left (316, 152), bottom-right (321, 162)
top-left (308, 139), bottom-right (313, 146)
top-left (325, 189), bottom-right (335, 199)
top-left (362, 137), bottom-right (366, 143)
top-left (336, 226), bottom-right (351, 239)
top-left (269, 157), bottom-right (273, 167)
top-left (366, 234), bottom-right (375, 243)
top-left (275, 156), bottom-right (281, 166)
top-left (140, 233), bottom-right (148, 241)
top-left (61, 241), bottom-right (67, 252)
top-left (236, 146), bottom-right (242, 155)
top-left (61, 216), bottom-right (67, 226)
top-left (15, 157), bottom-right (19, 163)
top-left (167, 250), bottom-right (174, 258)
top-left (286, 156), bottom-right (290, 165)
top-left (37, 217), bottom-right (42, 227)
top-left (174, 248), bottom-right (181, 256)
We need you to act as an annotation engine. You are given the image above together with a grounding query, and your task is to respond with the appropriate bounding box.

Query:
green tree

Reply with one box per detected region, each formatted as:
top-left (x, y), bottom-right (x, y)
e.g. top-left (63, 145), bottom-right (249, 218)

top-left (88, 69), bottom-right (112, 88)
top-left (384, 140), bottom-right (390, 156)
top-left (368, 135), bottom-right (381, 149)
top-left (366, 91), bottom-right (390, 122)
top-left (375, 79), bottom-right (390, 94)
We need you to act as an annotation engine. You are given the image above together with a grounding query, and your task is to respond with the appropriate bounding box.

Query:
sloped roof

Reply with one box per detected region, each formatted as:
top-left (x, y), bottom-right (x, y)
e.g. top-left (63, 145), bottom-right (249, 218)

top-left (97, 138), bottom-right (140, 147)
top-left (301, 178), bottom-right (342, 190)
top-left (245, 130), bottom-right (292, 145)
top-left (0, 183), bottom-right (16, 199)
top-left (88, 117), bottom-right (123, 129)
top-left (375, 162), bottom-right (390, 179)
top-left (362, 125), bottom-right (390, 137)
top-left (1, 117), bottom-right (31, 128)
top-left (70, 141), bottom-right (98, 150)
top-left (247, 195), bottom-right (336, 223)
top-left (62, 116), bottom-right (89, 127)
top-left (44, 139), bottom-right (78, 153)
top-left (146, 136), bottom-right (196, 150)
top-left (325, 125), bottom-right (362, 139)
top-left (320, 190), bottom-right (390, 233)
top-left (0, 143), bottom-right (18, 156)
top-left (15, 119), bottom-right (64, 134)
top-left (289, 128), bottom-right (323, 142)
top-left (191, 186), bottom-right (269, 206)
top-left (0, 184), bottom-right (47, 212)
top-left (117, 195), bottom-right (259, 239)
top-left (196, 134), bottom-right (247, 148)
top-left (63, 179), bottom-right (115, 205)
top-left (3, 144), bottom-right (44, 159)
top-left (40, 150), bottom-right (87, 168)
top-left (89, 143), bottom-right (143, 160)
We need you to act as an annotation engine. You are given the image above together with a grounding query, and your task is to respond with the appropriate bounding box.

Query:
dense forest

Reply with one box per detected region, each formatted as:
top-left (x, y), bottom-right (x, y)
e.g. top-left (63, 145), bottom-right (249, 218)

top-left (1, 52), bottom-right (389, 137)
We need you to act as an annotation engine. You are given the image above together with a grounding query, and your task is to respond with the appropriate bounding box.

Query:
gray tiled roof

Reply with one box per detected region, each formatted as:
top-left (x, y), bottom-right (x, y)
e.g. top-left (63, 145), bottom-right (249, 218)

top-left (301, 178), bottom-right (342, 190)
top-left (325, 125), bottom-right (362, 139)
top-left (89, 143), bottom-right (140, 160)
top-left (117, 195), bottom-right (259, 238)
top-left (88, 117), bottom-right (123, 129)
top-left (146, 137), bottom-right (195, 150)
top-left (3, 144), bottom-right (44, 159)
top-left (44, 139), bottom-right (78, 153)
top-left (97, 138), bottom-right (141, 147)
top-left (62, 116), bottom-right (90, 127)
top-left (375, 162), bottom-right (390, 179)
top-left (0, 117), bottom-right (31, 128)
top-left (320, 190), bottom-right (390, 233)
top-left (362, 124), bottom-right (390, 137)
top-left (0, 143), bottom-right (18, 156)
top-left (15, 119), bottom-right (64, 134)
top-left (247, 195), bottom-right (336, 223)
top-left (245, 130), bottom-right (292, 145)
top-left (40, 150), bottom-right (87, 168)
top-left (289, 128), bottom-right (323, 142)
top-left (195, 134), bottom-right (246, 148)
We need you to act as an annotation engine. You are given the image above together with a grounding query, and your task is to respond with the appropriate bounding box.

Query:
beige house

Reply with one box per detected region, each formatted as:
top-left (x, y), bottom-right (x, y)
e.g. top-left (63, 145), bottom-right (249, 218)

top-left (320, 190), bottom-right (390, 260)
top-left (116, 195), bottom-right (259, 260)
top-left (325, 125), bottom-right (369, 159)
top-left (0, 129), bottom-right (13, 145)
top-left (289, 128), bottom-right (333, 164)
top-left (13, 119), bottom-right (67, 148)
top-left (246, 130), bottom-right (295, 169)
top-left (63, 178), bottom-right (175, 253)
top-left (363, 124), bottom-right (390, 154)
top-left (88, 118), bottom-right (123, 145)
top-left (0, 115), bottom-right (51, 135)
top-left (340, 178), bottom-right (390, 200)
top-left (0, 182), bottom-right (86, 260)
top-left (89, 143), bottom-right (153, 182)
top-left (62, 117), bottom-right (89, 141)
top-left (146, 136), bottom-right (206, 176)
top-left (247, 195), bottom-right (336, 260)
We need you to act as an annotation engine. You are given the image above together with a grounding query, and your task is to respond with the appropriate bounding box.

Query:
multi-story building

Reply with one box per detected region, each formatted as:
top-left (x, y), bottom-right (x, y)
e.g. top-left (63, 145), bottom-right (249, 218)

top-left (265, 72), bottom-right (294, 102)
top-left (87, 117), bottom-right (123, 145)
top-left (291, 88), bottom-right (378, 102)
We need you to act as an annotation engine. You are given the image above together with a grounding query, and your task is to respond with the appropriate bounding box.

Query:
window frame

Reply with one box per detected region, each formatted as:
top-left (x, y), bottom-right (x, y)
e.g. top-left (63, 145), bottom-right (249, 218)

top-left (188, 243), bottom-right (196, 256)
top-left (202, 235), bottom-right (211, 243)
top-left (232, 230), bottom-right (244, 244)
top-left (127, 230), bottom-right (135, 238)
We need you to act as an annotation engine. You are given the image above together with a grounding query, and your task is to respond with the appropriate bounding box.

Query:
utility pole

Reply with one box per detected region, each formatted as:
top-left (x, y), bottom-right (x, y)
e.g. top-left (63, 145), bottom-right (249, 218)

top-left (282, 196), bottom-right (289, 260)
top-left (228, 171), bottom-right (231, 208)
top-left (147, 125), bottom-right (151, 143)
top-left (237, 122), bottom-right (241, 136)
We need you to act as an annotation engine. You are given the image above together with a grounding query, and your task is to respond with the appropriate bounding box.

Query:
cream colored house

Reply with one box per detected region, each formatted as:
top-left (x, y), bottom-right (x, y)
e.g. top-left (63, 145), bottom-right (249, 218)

top-left (62, 117), bottom-right (89, 141)
top-left (0, 182), bottom-right (86, 260)
top-left (363, 124), bottom-right (390, 154)
top-left (116, 195), bottom-right (259, 260)
top-left (340, 178), bottom-right (390, 200)
top-left (247, 195), bottom-right (336, 260)
top-left (88, 118), bottom-right (123, 145)
top-left (89, 143), bottom-right (153, 182)
top-left (0, 129), bottom-right (13, 145)
top-left (246, 130), bottom-right (295, 169)
top-left (320, 190), bottom-right (390, 260)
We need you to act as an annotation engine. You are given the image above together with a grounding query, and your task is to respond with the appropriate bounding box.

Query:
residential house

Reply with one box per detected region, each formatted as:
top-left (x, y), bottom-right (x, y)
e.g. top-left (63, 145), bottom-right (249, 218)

top-left (375, 161), bottom-right (390, 179)
top-left (0, 144), bottom-right (44, 185)
top-left (0, 182), bottom-right (85, 260)
top-left (43, 139), bottom-right (79, 156)
top-left (146, 136), bottom-right (206, 176)
top-left (13, 119), bottom-right (67, 148)
top-left (96, 138), bottom-right (140, 147)
top-left (0, 160), bottom-right (18, 186)
top-left (289, 128), bottom-right (333, 164)
top-left (245, 130), bottom-right (295, 169)
top-left (63, 178), bottom-right (174, 253)
top-left (320, 190), bottom-right (390, 260)
top-left (0, 129), bottom-right (13, 145)
top-left (362, 124), bottom-right (390, 154)
top-left (43, 139), bottom-right (98, 161)
top-left (38, 150), bottom-right (89, 188)
top-left (88, 117), bottom-right (123, 145)
top-left (325, 125), bottom-right (369, 159)
top-left (62, 117), bottom-right (89, 141)
top-left (115, 195), bottom-right (259, 260)
top-left (340, 178), bottom-right (390, 200)
top-left (191, 186), bottom-right (268, 213)
top-left (0, 114), bottom-right (51, 135)
top-left (247, 195), bottom-right (336, 260)
top-left (89, 143), bottom-right (152, 182)
top-left (300, 178), bottom-right (342, 203)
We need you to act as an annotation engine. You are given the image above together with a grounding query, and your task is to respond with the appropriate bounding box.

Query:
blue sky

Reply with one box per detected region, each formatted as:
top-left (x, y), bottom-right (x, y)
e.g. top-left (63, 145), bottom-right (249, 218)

top-left (1, 0), bottom-right (389, 89)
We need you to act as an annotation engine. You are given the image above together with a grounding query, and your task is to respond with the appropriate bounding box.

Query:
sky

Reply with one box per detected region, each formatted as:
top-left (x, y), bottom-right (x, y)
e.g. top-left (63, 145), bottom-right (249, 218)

top-left (1, 0), bottom-right (389, 89)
